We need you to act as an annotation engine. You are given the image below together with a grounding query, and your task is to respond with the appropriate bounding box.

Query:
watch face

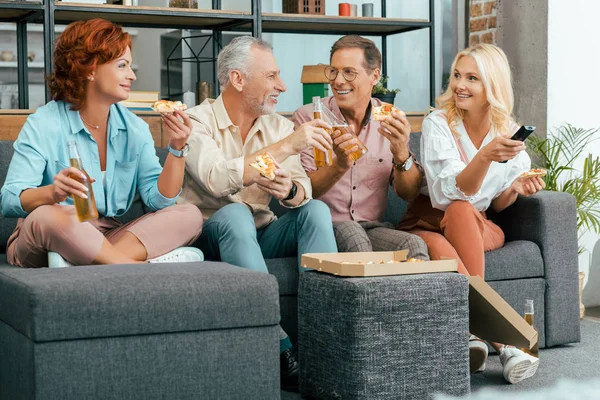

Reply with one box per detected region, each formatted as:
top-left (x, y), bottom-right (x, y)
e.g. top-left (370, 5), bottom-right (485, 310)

top-left (404, 156), bottom-right (413, 171)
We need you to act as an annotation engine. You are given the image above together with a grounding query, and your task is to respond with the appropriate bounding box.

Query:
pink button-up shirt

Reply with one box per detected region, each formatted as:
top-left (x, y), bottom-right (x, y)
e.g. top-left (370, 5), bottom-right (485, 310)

top-left (292, 96), bottom-right (393, 223)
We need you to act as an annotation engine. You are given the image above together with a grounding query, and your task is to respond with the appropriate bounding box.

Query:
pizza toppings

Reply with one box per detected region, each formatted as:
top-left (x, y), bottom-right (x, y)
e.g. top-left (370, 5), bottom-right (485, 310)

top-left (152, 100), bottom-right (188, 114)
top-left (249, 153), bottom-right (277, 180)
top-left (372, 102), bottom-right (398, 121)
top-left (519, 168), bottom-right (547, 179)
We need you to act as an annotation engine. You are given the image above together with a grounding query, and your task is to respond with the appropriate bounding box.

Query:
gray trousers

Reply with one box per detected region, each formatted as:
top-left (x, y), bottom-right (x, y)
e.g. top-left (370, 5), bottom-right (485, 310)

top-left (333, 221), bottom-right (429, 260)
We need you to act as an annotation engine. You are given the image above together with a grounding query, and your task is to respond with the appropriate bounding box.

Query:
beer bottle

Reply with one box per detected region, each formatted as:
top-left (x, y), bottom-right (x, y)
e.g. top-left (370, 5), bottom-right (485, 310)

top-left (521, 299), bottom-right (539, 357)
top-left (67, 140), bottom-right (99, 222)
top-left (312, 96), bottom-right (333, 167)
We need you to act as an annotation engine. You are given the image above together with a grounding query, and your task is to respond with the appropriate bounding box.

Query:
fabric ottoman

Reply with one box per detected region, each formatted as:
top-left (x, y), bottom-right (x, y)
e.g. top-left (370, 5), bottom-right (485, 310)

top-left (298, 271), bottom-right (470, 400)
top-left (0, 262), bottom-right (280, 400)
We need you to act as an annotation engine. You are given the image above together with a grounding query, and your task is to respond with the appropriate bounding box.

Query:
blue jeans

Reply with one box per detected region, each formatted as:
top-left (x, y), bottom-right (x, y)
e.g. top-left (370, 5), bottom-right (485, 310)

top-left (198, 200), bottom-right (337, 273)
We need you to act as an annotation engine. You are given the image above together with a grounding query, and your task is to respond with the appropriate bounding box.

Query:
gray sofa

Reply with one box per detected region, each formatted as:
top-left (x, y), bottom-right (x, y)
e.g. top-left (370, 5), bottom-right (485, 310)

top-left (271, 134), bottom-right (581, 349)
top-left (0, 134), bottom-right (581, 398)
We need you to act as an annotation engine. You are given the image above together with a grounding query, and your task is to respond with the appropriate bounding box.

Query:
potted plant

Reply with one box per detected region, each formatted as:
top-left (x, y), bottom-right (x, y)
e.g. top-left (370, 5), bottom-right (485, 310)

top-left (372, 75), bottom-right (400, 104)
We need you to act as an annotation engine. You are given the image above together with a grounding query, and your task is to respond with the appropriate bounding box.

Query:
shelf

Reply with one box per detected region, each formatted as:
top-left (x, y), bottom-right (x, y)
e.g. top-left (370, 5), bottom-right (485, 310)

top-left (0, 22), bottom-right (137, 35)
top-left (0, 61), bottom-right (138, 69)
top-left (53, 4), bottom-right (253, 30)
top-left (260, 13), bottom-right (429, 36)
top-left (0, 1), bottom-right (44, 22)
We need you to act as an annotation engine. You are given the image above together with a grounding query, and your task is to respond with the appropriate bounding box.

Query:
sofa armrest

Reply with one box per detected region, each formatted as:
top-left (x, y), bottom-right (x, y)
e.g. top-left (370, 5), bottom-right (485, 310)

top-left (488, 191), bottom-right (580, 346)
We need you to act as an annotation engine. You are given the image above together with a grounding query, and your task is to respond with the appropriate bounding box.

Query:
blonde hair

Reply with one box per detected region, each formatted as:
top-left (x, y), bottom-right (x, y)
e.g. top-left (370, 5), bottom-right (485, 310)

top-left (436, 44), bottom-right (515, 138)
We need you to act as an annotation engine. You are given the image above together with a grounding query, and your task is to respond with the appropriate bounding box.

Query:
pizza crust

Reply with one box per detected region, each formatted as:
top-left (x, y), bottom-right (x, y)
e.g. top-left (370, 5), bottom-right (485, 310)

top-left (152, 100), bottom-right (188, 114)
top-left (519, 168), bottom-right (547, 179)
top-left (249, 154), bottom-right (277, 180)
top-left (372, 102), bottom-right (398, 121)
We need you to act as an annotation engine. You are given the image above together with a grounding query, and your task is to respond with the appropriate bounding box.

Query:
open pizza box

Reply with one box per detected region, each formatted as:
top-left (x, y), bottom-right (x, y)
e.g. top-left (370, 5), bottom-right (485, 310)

top-left (300, 250), bottom-right (458, 277)
top-left (469, 276), bottom-right (538, 349)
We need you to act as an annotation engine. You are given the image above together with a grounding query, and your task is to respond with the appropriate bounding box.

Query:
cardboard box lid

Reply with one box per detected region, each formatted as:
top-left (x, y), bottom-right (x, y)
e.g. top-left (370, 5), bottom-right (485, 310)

top-left (301, 65), bottom-right (329, 83)
top-left (301, 250), bottom-right (458, 277)
top-left (469, 276), bottom-right (538, 349)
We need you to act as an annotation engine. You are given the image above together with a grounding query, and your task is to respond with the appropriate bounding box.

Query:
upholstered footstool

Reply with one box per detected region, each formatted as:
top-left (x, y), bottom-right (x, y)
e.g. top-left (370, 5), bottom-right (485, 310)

top-left (0, 262), bottom-right (280, 400)
top-left (298, 271), bottom-right (470, 399)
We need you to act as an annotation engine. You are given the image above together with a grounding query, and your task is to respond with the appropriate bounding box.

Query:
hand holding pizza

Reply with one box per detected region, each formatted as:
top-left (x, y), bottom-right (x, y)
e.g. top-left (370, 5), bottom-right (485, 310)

top-left (511, 169), bottom-right (546, 196)
top-left (162, 109), bottom-right (192, 151)
top-left (376, 107), bottom-right (412, 162)
top-left (254, 156), bottom-right (294, 201)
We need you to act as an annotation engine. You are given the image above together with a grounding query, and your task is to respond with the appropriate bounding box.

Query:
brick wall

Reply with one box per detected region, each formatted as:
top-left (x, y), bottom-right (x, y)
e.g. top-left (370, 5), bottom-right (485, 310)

top-left (469, 0), bottom-right (497, 46)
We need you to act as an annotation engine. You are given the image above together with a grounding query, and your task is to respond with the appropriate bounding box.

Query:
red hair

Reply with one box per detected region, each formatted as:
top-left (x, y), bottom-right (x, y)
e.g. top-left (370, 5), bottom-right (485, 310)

top-left (47, 19), bottom-right (131, 110)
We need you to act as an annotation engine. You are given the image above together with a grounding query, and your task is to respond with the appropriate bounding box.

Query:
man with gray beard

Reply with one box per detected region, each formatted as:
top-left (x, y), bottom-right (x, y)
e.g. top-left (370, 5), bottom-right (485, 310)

top-left (176, 36), bottom-right (338, 392)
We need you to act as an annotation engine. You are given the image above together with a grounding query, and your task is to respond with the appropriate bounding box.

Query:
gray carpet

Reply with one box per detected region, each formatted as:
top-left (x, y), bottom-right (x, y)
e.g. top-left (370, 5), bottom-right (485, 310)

top-left (282, 319), bottom-right (600, 399)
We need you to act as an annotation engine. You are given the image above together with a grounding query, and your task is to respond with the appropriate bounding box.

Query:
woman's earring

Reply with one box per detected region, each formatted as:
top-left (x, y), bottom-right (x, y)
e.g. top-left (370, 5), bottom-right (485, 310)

top-left (88, 76), bottom-right (94, 81)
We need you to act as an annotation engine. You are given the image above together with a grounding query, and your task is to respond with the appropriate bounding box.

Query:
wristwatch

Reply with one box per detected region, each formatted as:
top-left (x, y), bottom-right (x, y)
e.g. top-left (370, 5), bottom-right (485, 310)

top-left (283, 181), bottom-right (298, 201)
top-left (393, 155), bottom-right (413, 172)
top-left (168, 143), bottom-right (189, 158)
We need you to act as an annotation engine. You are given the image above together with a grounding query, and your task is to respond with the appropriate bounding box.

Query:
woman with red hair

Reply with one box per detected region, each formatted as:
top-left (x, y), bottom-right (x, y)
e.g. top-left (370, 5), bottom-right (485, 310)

top-left (0, 19), bottom-right (204, 267)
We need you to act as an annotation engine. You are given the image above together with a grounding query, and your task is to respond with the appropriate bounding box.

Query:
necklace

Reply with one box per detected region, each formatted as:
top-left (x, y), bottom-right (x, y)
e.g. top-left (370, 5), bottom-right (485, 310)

top-left (80, 116), bottom-right (100, 129)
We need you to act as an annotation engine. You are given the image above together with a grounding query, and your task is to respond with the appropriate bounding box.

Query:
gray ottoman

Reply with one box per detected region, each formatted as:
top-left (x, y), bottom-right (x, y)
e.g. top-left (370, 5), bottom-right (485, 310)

top-left (298, 271), bottom-right (470, 400)
top-left (0, 261), bottom-right (280, 400)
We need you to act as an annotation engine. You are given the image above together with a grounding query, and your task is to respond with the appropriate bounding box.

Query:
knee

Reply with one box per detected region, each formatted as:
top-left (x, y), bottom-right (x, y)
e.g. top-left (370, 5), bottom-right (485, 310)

top-left (172, 203), bottom-right (204, 235)
top-left (28, 205), bottom-right (75, 236)
top-left (445, 201), bottom-right (475, 221)
top-left (408, 234), bottom-right (428, 257)
top-left (296, 200), bottom-right (333, 228)
top-left (211, 203), bottom-right (255, 237)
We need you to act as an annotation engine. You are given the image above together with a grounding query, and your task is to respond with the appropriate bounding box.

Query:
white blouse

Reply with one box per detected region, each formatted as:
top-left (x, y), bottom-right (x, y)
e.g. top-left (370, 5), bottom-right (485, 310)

top-left (421, 110), bottom-right (531, 212)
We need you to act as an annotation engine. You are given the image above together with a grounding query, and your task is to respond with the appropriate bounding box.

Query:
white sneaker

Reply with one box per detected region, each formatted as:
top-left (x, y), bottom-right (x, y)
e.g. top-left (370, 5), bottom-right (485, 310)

top-left (148, 247), bottom-right (204, 263)
top-left (48, 252), bottom-right (74, 268)
top-left (469, 335), bottom-right (488, 373)
top-left (500, 346), bottom-right (539, 384)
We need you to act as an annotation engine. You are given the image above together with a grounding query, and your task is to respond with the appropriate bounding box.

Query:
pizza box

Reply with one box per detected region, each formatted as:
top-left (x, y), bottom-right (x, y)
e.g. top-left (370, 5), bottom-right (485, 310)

top-left (469, 276), bottom-right (538, 349)
top-left (300, 65), bottom-right (330, 84)
top-left (300, 250), bottom-right (458, 277)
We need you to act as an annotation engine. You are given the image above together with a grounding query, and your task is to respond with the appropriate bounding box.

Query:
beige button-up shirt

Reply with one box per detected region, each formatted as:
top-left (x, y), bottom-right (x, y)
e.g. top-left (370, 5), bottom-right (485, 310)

top-left (178, 95), bottom-right (312, 228)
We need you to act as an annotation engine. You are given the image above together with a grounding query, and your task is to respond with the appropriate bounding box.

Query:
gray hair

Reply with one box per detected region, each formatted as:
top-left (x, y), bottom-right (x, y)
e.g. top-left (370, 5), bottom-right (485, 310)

top-left (217, 36), bottom-right (273, 90)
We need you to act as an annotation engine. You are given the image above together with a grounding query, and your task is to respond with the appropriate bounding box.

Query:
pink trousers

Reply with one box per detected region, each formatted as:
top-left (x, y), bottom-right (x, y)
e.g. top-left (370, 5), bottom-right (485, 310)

top-left (410, 201), bottom-right (505, 278)
top-left (6, 203), bottom-right (203, 268)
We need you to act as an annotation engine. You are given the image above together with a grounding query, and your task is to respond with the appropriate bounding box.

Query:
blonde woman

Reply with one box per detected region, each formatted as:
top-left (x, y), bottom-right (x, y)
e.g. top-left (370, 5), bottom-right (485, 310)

top-left (408, 44), bottom-right (544, 383)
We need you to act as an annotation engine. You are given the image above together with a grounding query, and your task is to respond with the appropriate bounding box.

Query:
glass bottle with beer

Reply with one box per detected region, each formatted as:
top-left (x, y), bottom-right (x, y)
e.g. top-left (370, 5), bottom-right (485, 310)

top-left (67, 140), bottom-right (98, 222)
top-left (312, 96), bottom-right (369, 168)
top-left (521, 299), bottom-right (539, 357)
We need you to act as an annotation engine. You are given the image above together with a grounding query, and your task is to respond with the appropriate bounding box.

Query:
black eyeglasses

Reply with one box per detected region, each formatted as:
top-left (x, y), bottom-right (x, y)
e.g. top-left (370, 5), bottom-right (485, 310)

top-left (324, 66), bottom-right (359, 82)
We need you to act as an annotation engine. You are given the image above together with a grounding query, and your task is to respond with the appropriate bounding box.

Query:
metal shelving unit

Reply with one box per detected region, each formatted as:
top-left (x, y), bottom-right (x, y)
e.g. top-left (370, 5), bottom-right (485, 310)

top-left (0, 0), bottom-right (435, 109)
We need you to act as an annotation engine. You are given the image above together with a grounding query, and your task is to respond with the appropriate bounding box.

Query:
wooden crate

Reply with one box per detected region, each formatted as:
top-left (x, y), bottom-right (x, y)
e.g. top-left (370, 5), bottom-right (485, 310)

top-left (282, 0), bottom-right (325, 15)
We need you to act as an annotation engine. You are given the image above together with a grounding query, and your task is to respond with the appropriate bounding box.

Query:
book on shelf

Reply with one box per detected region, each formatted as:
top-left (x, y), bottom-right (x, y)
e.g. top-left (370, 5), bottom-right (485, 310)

top-left (119, 101), bottom-right (154, 110)
top-left (126, 91), bottom-right (159, 102)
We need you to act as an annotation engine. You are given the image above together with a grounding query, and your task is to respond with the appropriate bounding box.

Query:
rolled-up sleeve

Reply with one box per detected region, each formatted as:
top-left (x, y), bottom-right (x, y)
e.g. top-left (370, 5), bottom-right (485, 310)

top-left (421, 116), bottom-right (481, 211)
top-left (136, 128), bottom-right (177, 211)
top-left (185, 120), bottom-right (244, 198)
top-left (0, 118), bottom-right (46, 218)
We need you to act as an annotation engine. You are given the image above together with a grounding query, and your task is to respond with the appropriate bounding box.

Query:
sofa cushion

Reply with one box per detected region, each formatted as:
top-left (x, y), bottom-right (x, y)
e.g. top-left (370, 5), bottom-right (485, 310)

top-left (0, 262), bottom-right (279, 342)
top-left (485, 240), bottom-right (544, 281)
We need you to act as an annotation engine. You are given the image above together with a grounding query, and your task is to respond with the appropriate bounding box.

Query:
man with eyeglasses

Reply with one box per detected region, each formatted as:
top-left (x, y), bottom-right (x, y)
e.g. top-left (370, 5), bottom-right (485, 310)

top-left (292, 35), bottom-right (428, 259)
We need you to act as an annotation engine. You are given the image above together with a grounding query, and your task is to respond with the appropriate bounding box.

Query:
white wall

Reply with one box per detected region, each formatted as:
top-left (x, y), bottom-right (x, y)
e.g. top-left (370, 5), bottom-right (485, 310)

top-left (547, 0), bottom-right (600, 304)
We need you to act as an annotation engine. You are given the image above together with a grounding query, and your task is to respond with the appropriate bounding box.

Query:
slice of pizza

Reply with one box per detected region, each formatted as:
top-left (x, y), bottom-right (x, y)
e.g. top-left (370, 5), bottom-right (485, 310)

top-left (249, 153), bottom-right (277, 181)
top-left (519, 168), bottom-right (547, 179)
top-left (152, 100), bottom-right (188, 114)
top-left (372, 102), bottom-right (398, 121)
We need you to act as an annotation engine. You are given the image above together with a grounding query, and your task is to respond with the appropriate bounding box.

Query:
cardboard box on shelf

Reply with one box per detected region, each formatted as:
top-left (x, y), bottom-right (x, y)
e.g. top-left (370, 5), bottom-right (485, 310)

top-left (301, 250), bottom-right (458, 277)
top-left (469, 276), bottom-right (538, 349)
top-left (300, 65), bottom-right (329, 84)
